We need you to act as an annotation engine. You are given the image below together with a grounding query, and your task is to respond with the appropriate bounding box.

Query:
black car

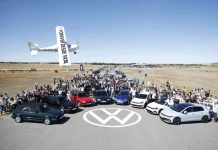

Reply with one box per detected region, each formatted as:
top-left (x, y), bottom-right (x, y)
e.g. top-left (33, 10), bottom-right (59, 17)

top-left (11, 103), bottom-right (64, 125)
top-left (41, 95), bottom-right (78, 113)
top-left (94, 90), bottom-right (112, 104)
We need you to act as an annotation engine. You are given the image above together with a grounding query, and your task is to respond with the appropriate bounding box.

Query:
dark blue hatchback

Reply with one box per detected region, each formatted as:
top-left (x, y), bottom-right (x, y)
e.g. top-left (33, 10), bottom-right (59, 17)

top-left (114, 89), bottom-right (132, 105)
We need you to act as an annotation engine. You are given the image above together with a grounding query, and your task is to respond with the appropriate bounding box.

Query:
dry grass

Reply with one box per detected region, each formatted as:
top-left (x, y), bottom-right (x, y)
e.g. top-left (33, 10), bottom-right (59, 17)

top-left (0, 63), bottom-right (100, 97)
top-left (0, 63), bottom-right (99, 70)
top-left (120, 67), bottom-right (218, 96)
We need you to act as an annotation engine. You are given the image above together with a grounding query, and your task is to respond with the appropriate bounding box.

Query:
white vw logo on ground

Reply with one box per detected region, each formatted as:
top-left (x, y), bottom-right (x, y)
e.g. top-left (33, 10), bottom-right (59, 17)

top-left (83, 108), bottom-right (142, 128)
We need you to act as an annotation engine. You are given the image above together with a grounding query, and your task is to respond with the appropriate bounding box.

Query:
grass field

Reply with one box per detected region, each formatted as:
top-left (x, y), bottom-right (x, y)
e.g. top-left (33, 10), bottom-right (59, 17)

top-left (120, 67), bottom-right (218, 96)
top-left (0, 63), bottom-right (100, 97)
top-left (0, 63), bottom-right (218, 97)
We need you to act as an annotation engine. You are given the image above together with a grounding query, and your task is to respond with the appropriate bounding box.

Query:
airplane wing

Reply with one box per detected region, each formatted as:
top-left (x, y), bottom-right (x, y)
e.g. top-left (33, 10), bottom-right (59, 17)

top-left (56, 26), bottom-right (71, 67)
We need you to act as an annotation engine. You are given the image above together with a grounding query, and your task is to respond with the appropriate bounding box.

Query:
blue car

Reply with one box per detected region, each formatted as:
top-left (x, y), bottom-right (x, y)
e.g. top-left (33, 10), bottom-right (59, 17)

top-left (114, 89), bottom-right (132, 105)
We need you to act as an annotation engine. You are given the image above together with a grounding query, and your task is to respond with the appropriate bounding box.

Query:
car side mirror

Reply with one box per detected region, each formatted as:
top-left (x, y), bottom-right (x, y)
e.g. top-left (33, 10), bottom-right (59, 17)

top-left (183, 111), bottom-right (187, 114)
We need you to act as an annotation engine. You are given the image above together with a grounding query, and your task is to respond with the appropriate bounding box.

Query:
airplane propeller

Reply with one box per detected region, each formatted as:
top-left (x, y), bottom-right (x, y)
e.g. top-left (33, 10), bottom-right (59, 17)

top-left (77, 41), bottom-right (80, 49)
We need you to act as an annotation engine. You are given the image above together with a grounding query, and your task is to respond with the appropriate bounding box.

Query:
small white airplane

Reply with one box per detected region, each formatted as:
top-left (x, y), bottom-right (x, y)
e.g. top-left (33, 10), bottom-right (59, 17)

top-left (28, 26), bottom-right (79, 67)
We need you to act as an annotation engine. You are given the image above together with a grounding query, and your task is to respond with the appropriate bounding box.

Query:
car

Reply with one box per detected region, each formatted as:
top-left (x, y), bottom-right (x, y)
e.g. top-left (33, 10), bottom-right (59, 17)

top-left (114, 89), bottom-right (132, 105)
top-left (41, 95), bottom-right (78, 113)
top-left (159, 103), bottom-right (211, 125)
top-left (130, 91), bottom-right (150, 108)
top-left (94, 90), bottom-right (112, 104)
top-left (11, 103), bottom-right (64, 125)
top-left (70, 90), bottom-right (95, 107)
top-left (146, 97), bottom-right (168, 114)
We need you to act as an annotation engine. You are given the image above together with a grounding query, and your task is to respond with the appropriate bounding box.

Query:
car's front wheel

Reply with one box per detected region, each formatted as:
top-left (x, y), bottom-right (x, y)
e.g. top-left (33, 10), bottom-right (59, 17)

top-left (158, 109), bottom-right (163, 115)
top-left (201, 115), bottom-right (208, 123)
top-left (173, 117), bottom-right (181, 125)
top-left (44, 118), bottom-right (51, 125)
top-left (143, 102), bottom-right (147, 108)
top-left (15, 116), bottom-right (22, 123)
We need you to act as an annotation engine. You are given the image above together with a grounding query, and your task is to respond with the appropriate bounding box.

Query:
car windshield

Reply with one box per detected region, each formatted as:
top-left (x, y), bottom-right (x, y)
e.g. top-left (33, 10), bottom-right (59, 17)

top-left (40, 104), bottom-right (51, 112)
top-left (155, 99), bottom-right (166, 105)
top-left (96, 91), bottom-right (107, 96)
top-left (135, 94), bottom-right (147, 99)
top-left (170, 104), bottom-right (187, 112)
top-left (57, 97), bottom-right (69, 103)
top-left (118, 92), bottom-right (129, 96)
top-left (78, 93), bottom-right (89, 97)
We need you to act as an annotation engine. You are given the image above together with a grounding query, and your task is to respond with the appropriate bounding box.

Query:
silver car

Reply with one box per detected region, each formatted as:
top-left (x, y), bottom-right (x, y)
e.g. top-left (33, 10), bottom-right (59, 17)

top-left (159, 103), bottom-right (211, 125)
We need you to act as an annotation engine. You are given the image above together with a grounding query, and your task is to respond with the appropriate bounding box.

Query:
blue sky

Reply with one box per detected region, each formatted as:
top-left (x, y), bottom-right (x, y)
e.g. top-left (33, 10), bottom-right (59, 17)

top-left (0, 0), bottom-right (218, 64)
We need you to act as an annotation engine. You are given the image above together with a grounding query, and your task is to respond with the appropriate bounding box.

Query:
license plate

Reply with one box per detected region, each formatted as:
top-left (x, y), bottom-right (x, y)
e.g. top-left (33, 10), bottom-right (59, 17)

top-left (102, 101), bottom-right (106, 103)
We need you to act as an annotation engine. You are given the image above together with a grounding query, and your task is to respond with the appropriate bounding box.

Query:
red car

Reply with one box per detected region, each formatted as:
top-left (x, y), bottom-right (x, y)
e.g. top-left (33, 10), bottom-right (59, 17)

top-left (70, 90), bottom-right (95, 107)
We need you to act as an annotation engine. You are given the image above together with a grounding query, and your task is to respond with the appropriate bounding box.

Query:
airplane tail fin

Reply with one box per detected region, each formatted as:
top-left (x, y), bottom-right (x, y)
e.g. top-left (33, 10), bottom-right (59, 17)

top-left (28, 42), bottom-right (39, 55)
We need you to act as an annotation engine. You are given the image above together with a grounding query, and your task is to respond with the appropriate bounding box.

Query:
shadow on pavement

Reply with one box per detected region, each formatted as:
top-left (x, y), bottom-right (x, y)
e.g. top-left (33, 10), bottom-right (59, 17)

top-left (56, 116), bottom-right (70, 124)
top-left (70, 108), bottom-right (84, 114)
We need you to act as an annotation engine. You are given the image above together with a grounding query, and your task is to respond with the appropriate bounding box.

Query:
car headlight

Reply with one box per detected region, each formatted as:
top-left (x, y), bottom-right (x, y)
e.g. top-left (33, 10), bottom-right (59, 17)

top-left (97, 99), bottom-right (101, 101)
top-left (107, 99), bottom-right (110, 101)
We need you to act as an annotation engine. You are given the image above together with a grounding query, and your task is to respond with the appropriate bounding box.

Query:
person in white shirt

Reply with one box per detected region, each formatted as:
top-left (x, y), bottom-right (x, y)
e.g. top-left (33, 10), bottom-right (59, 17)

top-left (58, 89), bottom-right (62, 95)
top-left (0, 95), bottom-right (5, 114)
top-left (212, 97), bottom-right (218, 122)
top-left (147, 80), bottom-right (151, 88)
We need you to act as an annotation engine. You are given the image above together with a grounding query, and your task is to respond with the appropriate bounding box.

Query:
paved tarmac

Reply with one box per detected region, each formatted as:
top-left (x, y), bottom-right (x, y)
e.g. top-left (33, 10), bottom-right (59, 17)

top-left (0, 104), bottom-right (218, 150)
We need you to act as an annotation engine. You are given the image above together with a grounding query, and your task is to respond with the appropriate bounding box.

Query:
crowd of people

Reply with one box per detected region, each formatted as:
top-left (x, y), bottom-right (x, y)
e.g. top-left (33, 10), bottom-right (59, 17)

top-left (0, 66), bottom-right (217, 123)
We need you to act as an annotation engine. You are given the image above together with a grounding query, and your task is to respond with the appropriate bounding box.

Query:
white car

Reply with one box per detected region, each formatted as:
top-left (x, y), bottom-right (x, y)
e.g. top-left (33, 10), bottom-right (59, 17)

top-left (130, 91), bottom-right (149, 108)
top-left (159, 103), bottom-right (211, 125)
top-left (146, 97), bottom-right (169, 114)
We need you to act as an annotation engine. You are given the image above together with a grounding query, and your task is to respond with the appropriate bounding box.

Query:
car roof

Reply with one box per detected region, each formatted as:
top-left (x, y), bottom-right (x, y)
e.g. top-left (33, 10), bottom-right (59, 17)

top-left (16, 102), bottom-right (44, 109)
top-left (158, 97), bottom-right (168, 100)
top-left (177, 103), bottom-right (195, 107)
top-left (120, 89), bottom-right (129, 92)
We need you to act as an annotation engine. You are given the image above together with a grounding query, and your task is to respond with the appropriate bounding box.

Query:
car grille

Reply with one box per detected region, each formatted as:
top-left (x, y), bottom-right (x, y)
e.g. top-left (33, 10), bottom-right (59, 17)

top-left (160, 116), bottom-right (171, 123)
top-left (134, 102), bottom-right (142, 104)
top-left (161, 113), bottom-right (170, 118)
top-left (146, 106), bottom-right (153, 109)
top-left (147, 109), bottom-right (153, 113)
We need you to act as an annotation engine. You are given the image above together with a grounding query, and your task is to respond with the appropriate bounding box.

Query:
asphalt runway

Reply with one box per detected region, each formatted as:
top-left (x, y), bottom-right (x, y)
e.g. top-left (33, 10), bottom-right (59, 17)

top-left (1, 104), bottom-right (218, 150)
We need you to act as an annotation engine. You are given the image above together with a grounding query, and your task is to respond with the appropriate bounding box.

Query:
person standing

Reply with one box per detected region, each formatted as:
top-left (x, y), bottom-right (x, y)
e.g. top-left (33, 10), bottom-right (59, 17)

top-left (212, 98), bottom-right (218, 123)
top-left (0, 95), bottom-right (5, 114)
